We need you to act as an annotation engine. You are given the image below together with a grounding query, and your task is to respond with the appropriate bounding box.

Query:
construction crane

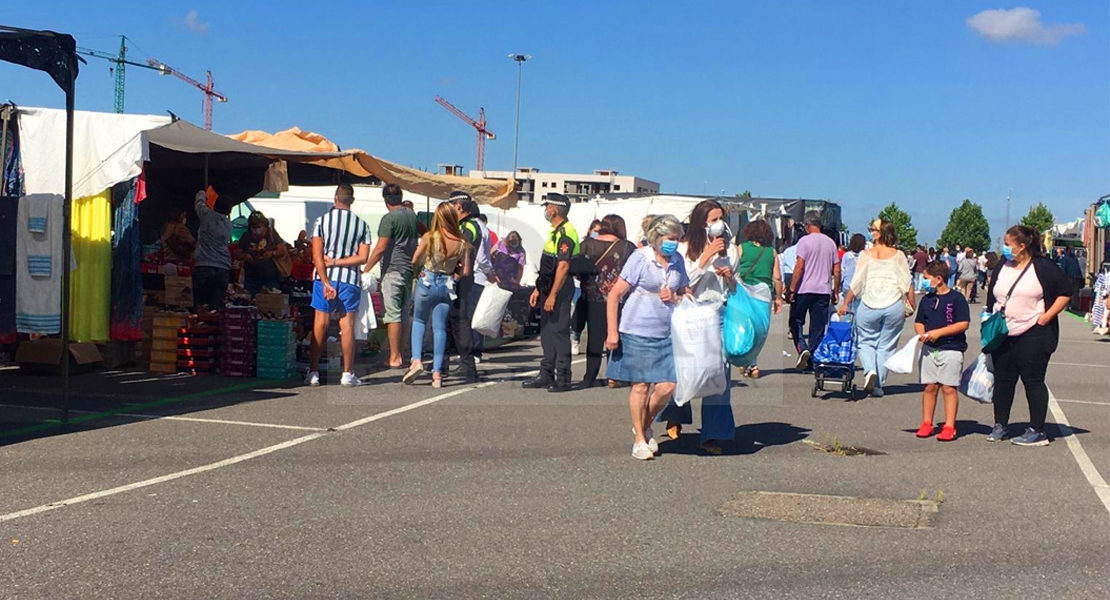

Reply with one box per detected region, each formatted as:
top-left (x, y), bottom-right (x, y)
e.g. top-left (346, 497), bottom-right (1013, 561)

top-left (434, 96), bottom-right (495, 172)
top-left (146, 58), bottom-right (227, 130)
top-left (76, 36), bottom-right (160, 113)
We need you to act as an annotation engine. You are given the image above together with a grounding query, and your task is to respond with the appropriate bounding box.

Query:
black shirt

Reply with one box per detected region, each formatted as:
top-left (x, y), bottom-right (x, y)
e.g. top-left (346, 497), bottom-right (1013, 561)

top-left (915, 289), bottom-right (971, 352)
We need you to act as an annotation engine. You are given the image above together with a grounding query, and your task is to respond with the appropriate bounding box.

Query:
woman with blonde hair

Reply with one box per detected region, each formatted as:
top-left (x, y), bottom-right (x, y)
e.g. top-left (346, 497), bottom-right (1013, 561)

top-left (606, 215), bottom-right (690, 460)
top-left (403, 202), bottom-right (471, 388)
top-left (837, 219), bottom-right (914, 397)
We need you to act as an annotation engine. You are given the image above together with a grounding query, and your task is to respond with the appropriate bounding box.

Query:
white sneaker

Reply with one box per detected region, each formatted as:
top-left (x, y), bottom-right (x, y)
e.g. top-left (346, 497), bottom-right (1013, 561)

top-left (631, 442), bottom-right (654, 461)
top-left (634, 428), bottom-right (659, 454)
top-left (340, 372), bottom-right (363, 387)
top-left (571, 340), bottom-right (580, 356)
top-left (862, 371), bottom-right (877, 395)
top-left (304, 371), bottom-right (320, 387)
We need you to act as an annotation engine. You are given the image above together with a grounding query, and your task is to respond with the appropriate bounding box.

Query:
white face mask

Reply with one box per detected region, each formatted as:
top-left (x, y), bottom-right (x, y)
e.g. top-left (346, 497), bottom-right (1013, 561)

top-left (706, 220), bottom-right (726, 238)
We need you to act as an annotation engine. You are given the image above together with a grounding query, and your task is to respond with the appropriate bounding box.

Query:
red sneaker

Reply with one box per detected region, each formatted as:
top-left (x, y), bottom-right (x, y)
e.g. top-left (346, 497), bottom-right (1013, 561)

top-left (937, 425), bottom-right (957, 442)
top-left (915, 422), bottom-right (934, 438)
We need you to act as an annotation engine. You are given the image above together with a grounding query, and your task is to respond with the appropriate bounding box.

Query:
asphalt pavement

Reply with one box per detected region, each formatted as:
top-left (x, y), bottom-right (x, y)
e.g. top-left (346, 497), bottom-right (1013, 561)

top-left (2, 303), bottom-right (1108, 599)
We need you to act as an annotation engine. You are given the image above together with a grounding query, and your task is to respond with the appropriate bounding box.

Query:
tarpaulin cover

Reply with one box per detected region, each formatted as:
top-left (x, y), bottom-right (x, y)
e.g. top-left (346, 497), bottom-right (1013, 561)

top-left (227, 128), bottom-right (519, 209)
top-left (0, 27), bottom-right (79, 92)
top-left (17, 107), bottom-right (170, 198)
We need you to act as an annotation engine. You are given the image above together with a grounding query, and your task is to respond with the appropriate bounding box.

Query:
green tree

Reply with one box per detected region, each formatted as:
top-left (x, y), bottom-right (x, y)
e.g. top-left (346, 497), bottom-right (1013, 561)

top-left (936, 199), bottom-right (991, 252)
top-left (735, 190), bottom-right (753, 199)
top-left (876, 202), bottom-right (917, 252)
top-left (1019, 202), bottom-right (1055, 235)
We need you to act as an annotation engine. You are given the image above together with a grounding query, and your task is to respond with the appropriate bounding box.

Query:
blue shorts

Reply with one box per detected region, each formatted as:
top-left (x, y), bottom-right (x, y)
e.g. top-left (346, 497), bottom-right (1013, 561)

top-left (311, 280), bottom-right (361, 315)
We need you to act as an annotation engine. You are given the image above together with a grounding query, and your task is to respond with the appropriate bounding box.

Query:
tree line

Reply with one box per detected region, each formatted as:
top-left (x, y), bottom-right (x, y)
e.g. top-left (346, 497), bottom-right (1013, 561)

top-left (870, 200), bottom-right (1054, 253)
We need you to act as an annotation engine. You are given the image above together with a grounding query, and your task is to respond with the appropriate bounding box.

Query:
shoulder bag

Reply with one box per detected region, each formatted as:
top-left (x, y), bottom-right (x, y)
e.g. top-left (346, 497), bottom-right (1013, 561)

top-left (982, 261), bottom-right (1032, 353)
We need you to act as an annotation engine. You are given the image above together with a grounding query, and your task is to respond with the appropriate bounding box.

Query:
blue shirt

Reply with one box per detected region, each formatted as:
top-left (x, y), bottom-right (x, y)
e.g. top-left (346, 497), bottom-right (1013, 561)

top-left (617, 247), bottom-right (689, 339)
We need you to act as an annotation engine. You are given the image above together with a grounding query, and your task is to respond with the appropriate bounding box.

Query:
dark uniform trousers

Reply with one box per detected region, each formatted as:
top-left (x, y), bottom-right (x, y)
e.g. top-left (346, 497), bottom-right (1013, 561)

top-left (449, 274), bottom-right (476, 374)
top-left (539, 283), bottom-right (575, 380)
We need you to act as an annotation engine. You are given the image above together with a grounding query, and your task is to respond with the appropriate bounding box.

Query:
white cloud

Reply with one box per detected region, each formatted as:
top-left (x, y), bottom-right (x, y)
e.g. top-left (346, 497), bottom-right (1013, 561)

top-left (967, 8), bottom-right (1084, 46)
top-left (182, 9), bottom-right (210, 35)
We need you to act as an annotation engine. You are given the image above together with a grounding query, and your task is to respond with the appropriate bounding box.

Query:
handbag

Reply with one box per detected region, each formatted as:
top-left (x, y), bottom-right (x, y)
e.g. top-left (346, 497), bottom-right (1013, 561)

top-left (981, 261), bottom-right (1032, 353)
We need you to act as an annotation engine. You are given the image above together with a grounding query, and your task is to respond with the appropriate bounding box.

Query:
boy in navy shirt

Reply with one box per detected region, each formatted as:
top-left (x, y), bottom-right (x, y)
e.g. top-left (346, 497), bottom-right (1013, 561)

top-left (914, 261), bottom-right (971, 441)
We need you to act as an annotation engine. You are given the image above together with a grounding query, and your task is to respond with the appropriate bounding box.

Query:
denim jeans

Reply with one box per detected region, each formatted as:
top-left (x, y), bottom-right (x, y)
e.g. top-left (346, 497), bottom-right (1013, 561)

top-left (411, 273), bottom-right (452, 374)
top-left (656, 307), bottom-right (735, 443)
top-left (856, 301), bottom-right (905, 389)
top-left (790, 293), bottom-right (831, 355)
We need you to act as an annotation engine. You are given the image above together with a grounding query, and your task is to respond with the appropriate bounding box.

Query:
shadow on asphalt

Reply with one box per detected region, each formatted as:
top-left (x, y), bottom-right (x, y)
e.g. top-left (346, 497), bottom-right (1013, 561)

top-left (658, 421), bottom-right (812, 456)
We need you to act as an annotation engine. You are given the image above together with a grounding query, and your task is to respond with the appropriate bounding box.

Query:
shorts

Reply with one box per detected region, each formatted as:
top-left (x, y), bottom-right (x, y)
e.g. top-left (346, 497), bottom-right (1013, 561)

top-left (311, 280), bottom-right (361, 315)
top-left (920, 348), bottom-right (963, 387)
top-left (380, 271), bottom-right (412, 324)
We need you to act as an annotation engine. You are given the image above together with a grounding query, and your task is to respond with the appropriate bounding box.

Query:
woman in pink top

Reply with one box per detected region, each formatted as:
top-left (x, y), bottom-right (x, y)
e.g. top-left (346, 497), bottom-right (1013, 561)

top-left (984, 225), bottom-right (1073, 447)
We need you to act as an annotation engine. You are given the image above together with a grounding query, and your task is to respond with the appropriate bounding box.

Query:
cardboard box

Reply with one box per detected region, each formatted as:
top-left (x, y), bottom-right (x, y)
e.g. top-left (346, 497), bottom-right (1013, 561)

top-left (148, 361), bottom-right (177, 373)
top-left (16, 339), bottom-right (103, 375)
top-left (97, 340), bottom-right (137, 369)
top-left (164, 276), bottom-right (194, 308)
top-left (254, 293), bottom-right (290, 317)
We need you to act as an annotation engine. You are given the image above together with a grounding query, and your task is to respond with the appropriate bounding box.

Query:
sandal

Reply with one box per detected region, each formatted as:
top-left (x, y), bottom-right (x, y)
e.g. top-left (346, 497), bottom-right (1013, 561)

top-left (700, 441), bottom-right (723, 455)
top-left (431, 372), bottom-right (442, 388)
top-left (402, 362), bottom-right (423, 385)
top-left (666, 421), bottom-right (682, 440)
top-left (747, 366), bottom-right (760, 379)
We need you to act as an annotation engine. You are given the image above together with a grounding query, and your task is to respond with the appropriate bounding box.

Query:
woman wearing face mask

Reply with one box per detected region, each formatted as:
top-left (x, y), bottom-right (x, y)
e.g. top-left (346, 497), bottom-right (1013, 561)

top-left (235, 212), bottom-right (290, 296)
top-left (606, 215), bottom-right (690, 460)
top-left (837, 219), bottom-right (914, 397)
top-left (984, 225), bottom-right (1073, 446)
top-left (571, 220), bottom-right (606, 355)
top-left (654, 201), bottom-right (739, 453)
top-left (735, 218), bottom-right (785, 379)
top-left (490, 230), bottom-right (527, 288)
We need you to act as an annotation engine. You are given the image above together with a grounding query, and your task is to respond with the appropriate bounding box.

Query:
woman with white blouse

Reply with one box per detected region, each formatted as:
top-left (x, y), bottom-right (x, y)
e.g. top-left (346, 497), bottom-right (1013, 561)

top-left (837, 219), bottom-right (914, 397)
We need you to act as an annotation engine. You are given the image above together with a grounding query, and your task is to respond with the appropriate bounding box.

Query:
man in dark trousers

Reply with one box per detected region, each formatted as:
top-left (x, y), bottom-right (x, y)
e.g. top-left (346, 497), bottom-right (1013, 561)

top-left (449, 191), bottom-right (482, 383)
top-left (523, 193), bottom-right (580, 392)
top-left (787, 212), bottom-right (840, 371)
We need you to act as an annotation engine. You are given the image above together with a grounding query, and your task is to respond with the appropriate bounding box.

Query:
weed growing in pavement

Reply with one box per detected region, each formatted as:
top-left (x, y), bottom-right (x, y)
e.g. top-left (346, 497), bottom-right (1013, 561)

top-left (919, 488), bottom-right (928, 501)
top-left (935, 489), bottom-right (946, 504)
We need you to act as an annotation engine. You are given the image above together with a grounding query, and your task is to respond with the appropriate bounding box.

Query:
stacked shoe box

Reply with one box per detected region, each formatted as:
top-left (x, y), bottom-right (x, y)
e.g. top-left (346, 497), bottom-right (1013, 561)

top-left (177, 314), bottom-right (221, 375)
top-left (256, 319), bottom-right (297, 379)
top-left (149, 312), bottom-right (188, 373)
top-left (220, 307), bottom-right (259, 377)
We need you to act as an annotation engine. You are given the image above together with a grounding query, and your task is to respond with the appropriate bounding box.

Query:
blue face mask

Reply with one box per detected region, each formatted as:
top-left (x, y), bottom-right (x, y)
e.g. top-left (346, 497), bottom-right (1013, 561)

top-left (589, 231), bottom-right (599, 239)
top-left (1001, 246), bottom-right (1014, 260)
top-left (659, 240), bottom-right (679, 257)
top-left (922, 279), bottom-right (936, 294)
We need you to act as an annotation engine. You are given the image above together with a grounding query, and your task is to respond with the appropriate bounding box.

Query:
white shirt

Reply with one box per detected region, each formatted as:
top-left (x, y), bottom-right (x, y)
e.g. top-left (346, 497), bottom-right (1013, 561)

top-left (779, 244), bottom-right (798, 276)
top-left (473, 220), bottom-right (493, 286)
top-left (849, 249), bottom-right (912, 310)
top-left (679, 241), bottom-right (740, 306)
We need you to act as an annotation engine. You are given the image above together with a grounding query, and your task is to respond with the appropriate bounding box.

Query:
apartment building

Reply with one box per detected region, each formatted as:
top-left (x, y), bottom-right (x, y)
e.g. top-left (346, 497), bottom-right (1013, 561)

top-left (471, 167), bottom-right (660, 203)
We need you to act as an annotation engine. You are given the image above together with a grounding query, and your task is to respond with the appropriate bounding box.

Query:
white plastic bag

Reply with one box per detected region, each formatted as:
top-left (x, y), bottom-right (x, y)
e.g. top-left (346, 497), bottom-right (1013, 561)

top-left (471, 283), bottom-right (512, 338)
top-left (672, 298), bottom-right (727, 406)
top-left (884, 337), bottom-right (921, 374)
top-left (355, 275), bottom-right (378, 341)
top-left (959, 353), bottom-right (994, 404)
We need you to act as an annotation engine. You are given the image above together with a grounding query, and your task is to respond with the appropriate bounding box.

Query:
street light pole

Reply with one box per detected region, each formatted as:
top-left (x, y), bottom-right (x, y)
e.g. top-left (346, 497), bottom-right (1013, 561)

top-left (509, 53), bottom-right (531, 196)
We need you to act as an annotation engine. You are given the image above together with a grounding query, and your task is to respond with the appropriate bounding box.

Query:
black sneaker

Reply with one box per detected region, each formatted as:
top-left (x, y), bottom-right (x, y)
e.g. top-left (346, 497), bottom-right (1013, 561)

top-left (547, 379), bottom-right (573, 393)
top-left (522, 377), bottom-right (553, 389)
top-left (795, 350), bottom-right (811, 371)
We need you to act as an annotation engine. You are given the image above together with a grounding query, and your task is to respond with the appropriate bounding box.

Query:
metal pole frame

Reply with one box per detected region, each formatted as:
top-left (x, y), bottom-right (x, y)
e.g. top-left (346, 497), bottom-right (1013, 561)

top-left (60, 85), bottom-right (75, 422)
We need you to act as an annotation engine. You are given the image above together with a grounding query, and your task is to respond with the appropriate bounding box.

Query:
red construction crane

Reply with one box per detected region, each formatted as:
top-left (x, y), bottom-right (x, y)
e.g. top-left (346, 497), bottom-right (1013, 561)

top-left (435, 96), bottom-right (495, 172)
top-left (147, 58), bottom-right (228, 131)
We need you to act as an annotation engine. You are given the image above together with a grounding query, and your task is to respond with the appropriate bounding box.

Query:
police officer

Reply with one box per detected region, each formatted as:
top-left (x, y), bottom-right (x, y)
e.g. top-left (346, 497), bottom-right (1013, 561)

top-left (448, 191), bottom-right (482, 383)
top-left (523, 193), bottom-right (580, 392)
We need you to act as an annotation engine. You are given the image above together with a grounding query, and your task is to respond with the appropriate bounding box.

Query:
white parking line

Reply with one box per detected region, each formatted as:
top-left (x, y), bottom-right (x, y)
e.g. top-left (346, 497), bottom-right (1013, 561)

top-left (0, 404), bottom-right (325, 432)
top-left (1047, 386), bottom-right (1110, 516)
top-left (1054, 399), bottom-right (1110, 407)
top-left (0, 360), bottom-right (579, 524)
top-left (1052, 362), bottom-right (1110, 369)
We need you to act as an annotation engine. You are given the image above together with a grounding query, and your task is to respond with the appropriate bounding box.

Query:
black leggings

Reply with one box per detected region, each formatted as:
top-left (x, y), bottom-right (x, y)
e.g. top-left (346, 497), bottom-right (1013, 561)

top-left (992, 330), bottom-right (1053, 432)
top-left (583, 300), bottom-right (609, 383)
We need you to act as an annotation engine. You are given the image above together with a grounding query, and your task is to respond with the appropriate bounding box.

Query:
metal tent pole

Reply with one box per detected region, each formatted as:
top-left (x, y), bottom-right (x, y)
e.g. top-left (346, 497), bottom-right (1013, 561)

top-left (60, 87), bottom-right (75, 423)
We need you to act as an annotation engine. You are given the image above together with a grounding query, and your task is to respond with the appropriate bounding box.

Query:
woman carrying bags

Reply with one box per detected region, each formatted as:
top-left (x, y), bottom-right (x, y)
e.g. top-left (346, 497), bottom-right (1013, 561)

top-left (606, 215), bottom-right (689, 461)
top-left (735, 218), bottom-right (785, 379)
top-left (576, 214), bottom-right (637, 388)
top-left (985, 225), bottom-right (1073, 446)
top-left (656, 201), bottom-right (738, 454)
top-left (837, 219), bottom-right (914, 397)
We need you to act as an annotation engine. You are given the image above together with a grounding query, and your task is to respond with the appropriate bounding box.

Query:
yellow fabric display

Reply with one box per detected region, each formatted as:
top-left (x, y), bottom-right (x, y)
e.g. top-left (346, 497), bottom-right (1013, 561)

top-left (69, 188), bottom-right (112, 342)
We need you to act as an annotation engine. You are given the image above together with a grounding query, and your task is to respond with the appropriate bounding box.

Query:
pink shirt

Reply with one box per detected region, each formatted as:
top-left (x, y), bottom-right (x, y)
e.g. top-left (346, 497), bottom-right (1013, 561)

top-left (992, 262), bottom-right (1045, 336)
top-left (795, 232), bottom-right (839, 295)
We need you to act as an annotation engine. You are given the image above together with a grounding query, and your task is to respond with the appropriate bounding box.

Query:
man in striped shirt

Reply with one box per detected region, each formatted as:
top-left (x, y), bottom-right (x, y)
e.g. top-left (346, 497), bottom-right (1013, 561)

top-left (305, 184), bottom-right (372, 387)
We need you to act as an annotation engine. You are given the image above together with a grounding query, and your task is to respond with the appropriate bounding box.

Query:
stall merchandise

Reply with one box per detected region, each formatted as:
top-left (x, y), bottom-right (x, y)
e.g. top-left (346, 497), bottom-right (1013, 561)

top-left (177, 313), bottom-right (220, 375)
top-left (256, 319), bottom-right (297, 379)
top-left (220, 306), bottom-right (259, 377)
top-left (149, 313), bottom-right (187, 373)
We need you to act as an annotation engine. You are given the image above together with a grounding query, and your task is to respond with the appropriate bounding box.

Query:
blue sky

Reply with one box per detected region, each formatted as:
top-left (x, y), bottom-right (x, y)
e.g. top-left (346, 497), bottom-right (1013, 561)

top-left (4, 1), bottom-right (1107, 243)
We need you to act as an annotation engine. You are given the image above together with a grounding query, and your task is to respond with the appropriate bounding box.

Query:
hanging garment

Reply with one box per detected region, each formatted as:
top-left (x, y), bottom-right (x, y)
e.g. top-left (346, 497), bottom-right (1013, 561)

top-left (0, 196), bottom-right (17, 335)
top-left (16, 193), bottom-right (65, 333)
top-left (263, 160), bottom-right (289, 193)
top-left (69, 188), bottom-right (112, 342)
top-left (110, 176), bottom-right (145, 341)
top-left (2, 111), bottom-right (24, 197)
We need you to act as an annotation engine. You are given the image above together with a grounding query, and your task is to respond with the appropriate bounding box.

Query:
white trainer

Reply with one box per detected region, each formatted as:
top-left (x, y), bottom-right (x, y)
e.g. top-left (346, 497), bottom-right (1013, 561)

top-left (340, 372), bottom-right (363, 387)
top-left (304, 371), bottom-right (320, 387)
top-left (632, 442), bottom-right (654, 460)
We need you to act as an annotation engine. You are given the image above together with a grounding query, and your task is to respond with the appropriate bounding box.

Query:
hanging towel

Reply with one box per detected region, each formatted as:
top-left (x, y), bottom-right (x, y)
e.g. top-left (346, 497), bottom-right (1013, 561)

top-left (69, 188), bottom-right (113, 342)
top-left (16, 193), bottom-right (65, 334)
